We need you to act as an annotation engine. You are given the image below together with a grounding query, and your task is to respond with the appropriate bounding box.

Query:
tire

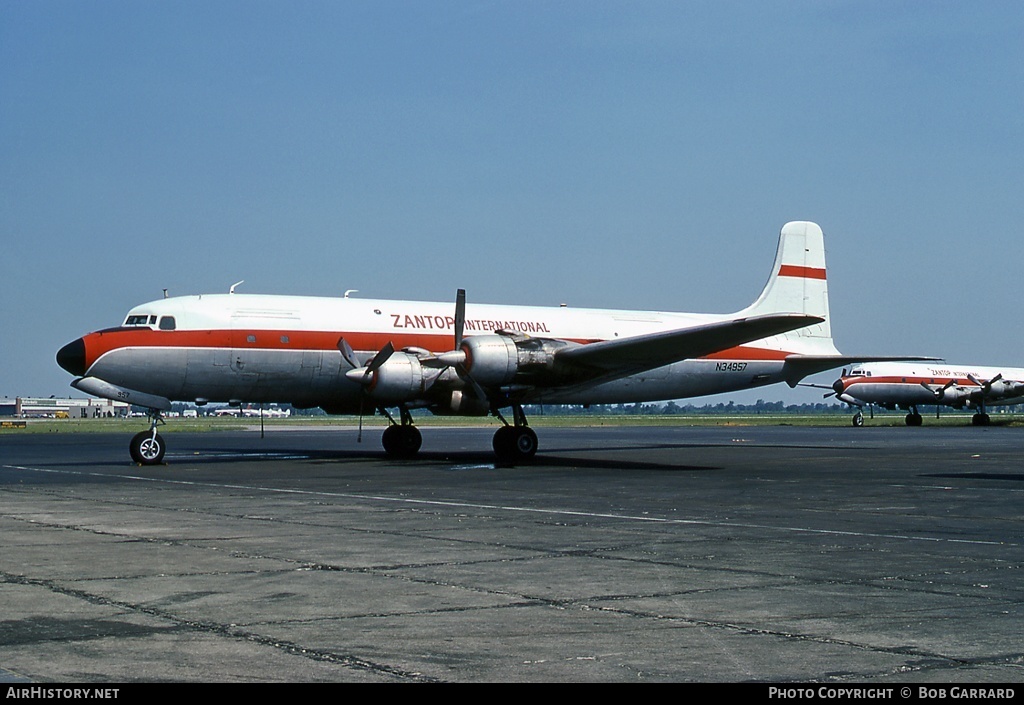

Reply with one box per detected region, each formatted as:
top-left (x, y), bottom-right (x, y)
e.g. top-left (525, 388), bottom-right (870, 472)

top-left (493, 426), bottom-right (537, 462)
top-left (492, 426), bottom-right (515, 458)
top-left (852, 412), bottom-right (864, 427)
top-left (129, 431), bottom-right (165, 465)
top-left (382, 425), bottom-right (422, 458)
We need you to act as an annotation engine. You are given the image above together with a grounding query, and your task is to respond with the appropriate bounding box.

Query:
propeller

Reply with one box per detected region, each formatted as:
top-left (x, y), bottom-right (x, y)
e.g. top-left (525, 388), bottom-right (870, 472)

top-left (344, 341), bottom-right (395, 386)
top-left (968, 373), bottom-right (1003, 396)
top-left (421, 289), bottom-right (470, 368)
top-left (920, 378), bottom-right (957, 400)
top-left (822, 377), bottom-right (845, 399)
top-left (414, 289), bottom-right (488, 401)
top-left (340, 338), bottom-right (395, 441)
top-left (449, 290), bottom-right (488, 402)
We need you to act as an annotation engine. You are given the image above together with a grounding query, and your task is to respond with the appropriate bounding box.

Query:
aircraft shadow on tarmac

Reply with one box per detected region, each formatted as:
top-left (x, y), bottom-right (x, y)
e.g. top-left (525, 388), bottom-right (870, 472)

top-left (38, 444), bottom-right (725, 473)
top-left (206, 447), bottom-right (725, 473)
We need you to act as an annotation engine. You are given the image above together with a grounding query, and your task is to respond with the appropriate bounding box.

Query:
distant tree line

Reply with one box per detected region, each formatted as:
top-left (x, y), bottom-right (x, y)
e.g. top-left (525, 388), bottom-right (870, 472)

top-left (169, 400), bottom-right (1024, 417)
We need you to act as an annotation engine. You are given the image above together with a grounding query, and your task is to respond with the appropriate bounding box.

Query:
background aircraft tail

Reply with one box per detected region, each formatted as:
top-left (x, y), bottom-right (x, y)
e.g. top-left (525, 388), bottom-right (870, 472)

top-left (737, 221), bottom-right (841, 356)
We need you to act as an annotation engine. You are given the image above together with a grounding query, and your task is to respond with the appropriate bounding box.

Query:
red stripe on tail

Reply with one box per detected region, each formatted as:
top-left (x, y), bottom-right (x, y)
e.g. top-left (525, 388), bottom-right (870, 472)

top-left (778, 265), bottom-right (826, 280)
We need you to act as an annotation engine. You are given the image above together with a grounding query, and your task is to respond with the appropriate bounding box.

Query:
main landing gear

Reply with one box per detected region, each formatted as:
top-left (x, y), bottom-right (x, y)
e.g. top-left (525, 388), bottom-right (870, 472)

top-left (491, 404), bottom-right (538, 462)
top-left (130, 410), bottom-right (166, 465)
top-left (379, 406), bottom-right (423, 458)
top-left (377, 403), bottom-right (539, 462)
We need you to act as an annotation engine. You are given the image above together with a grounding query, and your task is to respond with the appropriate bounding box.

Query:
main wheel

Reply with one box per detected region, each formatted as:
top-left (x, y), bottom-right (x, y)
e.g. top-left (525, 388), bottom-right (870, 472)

top-left (905, 412), bottom-right (923, 427)
top-left (381, 425), bottom-right (422, 458)
top-left (493, 426), bottom-right (538, 462)
top-left (129, 431), bottom-right (166, 465)
top-left (972, 413), bottom-right (991, 426)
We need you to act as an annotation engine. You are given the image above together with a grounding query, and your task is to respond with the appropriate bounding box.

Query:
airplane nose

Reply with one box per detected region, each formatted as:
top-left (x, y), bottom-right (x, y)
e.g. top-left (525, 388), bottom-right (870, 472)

top-left (56, 338), bottom-right (87, 376)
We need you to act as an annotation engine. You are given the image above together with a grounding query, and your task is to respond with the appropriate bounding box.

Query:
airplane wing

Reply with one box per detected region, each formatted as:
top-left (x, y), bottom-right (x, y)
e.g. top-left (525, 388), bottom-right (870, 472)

top-left (554, 313), bottom-right (823, 379)
top-left (780, 355), bottom-right (941, 387)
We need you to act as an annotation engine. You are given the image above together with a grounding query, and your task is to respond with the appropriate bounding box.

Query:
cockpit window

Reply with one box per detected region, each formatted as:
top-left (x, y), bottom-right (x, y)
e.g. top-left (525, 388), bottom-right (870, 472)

top-left (123, 314), bottom-right (164, 327)
top-left (159, 316), bottom-right (176, 331)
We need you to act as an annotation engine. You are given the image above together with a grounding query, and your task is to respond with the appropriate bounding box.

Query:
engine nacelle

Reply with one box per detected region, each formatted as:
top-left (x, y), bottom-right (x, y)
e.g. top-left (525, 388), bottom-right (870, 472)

top-left (460, 334), bottom-right (572, 387)
top-left (460, 336), bottom-right (518, 386)
top-left (365, 352), bottom-right (425, 403)
top-left (936, 386), bottom-right (971, 406)
top-left (986, 380), bottom-right (1024, 399)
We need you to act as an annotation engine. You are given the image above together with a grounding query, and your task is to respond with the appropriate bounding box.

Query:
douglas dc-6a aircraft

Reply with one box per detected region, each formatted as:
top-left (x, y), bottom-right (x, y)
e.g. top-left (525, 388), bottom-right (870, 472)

top-left (827, 362), bottom-right (1024, 427)
top-left (56, 221), bottom-right (918, 465)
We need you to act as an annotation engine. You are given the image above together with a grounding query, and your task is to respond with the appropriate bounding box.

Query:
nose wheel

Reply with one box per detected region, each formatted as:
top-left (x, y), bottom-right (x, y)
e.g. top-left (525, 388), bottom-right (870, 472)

top-left (129, 411), bottom-right (167, 465)
top-left (130, 431), bottom-right (166, 464)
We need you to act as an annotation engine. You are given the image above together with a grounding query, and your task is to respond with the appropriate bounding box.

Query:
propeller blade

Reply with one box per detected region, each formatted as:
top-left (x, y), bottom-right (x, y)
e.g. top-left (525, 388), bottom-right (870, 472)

top-left (366, 342), bottom-right (395, 373)
top-left (337, 337), bottom-right (359, 370)
top-left (455, 289), bottom-right (466, 349)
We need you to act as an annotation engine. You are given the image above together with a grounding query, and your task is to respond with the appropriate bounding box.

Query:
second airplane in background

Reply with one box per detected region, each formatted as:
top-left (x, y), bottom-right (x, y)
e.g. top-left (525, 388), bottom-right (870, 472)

top-left (829, 362), bottom-right (1024, 426)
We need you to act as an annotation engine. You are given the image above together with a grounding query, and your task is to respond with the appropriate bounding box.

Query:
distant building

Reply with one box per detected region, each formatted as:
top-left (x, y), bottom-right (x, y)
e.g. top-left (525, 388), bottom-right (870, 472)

top-left (4, 397), bottom-right (129, 418)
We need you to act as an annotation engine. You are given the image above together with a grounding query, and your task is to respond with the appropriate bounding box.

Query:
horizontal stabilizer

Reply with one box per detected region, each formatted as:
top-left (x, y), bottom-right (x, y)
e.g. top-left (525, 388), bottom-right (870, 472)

top-left (781, 355), bottom-right (941, 387)
top-left (556, 313), bottom-right (823, 377)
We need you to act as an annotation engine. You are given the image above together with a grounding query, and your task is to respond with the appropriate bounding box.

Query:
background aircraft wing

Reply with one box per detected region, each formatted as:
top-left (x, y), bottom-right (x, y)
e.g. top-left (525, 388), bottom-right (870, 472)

top-left (554, 313), bottom-right (822, 378)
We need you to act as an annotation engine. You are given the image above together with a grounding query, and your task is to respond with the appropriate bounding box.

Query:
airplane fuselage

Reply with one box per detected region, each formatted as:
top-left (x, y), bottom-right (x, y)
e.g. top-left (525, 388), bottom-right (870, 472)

top-left (61, 293), bottom-right (804, 412)
top-left (56, 220), bottom-right (859, 462)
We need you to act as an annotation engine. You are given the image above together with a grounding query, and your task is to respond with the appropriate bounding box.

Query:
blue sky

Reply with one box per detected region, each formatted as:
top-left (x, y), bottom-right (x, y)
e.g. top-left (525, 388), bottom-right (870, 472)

top-left (3, 1), bottom-right (1022, 403)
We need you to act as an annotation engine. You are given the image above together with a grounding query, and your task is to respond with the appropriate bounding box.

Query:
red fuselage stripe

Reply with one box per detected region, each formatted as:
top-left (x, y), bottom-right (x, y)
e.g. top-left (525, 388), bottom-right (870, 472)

top-left (80, 328), bottom-right (796, 369)
top-left (842, 376), bottom-right (978, 389)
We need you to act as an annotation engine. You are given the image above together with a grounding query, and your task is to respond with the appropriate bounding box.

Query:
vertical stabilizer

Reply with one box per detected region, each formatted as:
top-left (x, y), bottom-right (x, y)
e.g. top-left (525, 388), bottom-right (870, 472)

top-left (738, 221), bottom-right (840, 355)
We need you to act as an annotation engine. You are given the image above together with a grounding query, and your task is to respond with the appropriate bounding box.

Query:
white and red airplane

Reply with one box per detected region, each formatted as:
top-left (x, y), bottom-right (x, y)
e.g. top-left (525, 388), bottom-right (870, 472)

top-left (828, 362), bottom-right (1024, 427)
top-left (55, 221), bottom-right (912, 465)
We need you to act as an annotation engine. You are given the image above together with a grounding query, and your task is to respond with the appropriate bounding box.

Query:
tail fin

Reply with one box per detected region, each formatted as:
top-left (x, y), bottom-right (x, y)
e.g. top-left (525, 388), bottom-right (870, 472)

top-left (738, 221), bottom-right (840, 355)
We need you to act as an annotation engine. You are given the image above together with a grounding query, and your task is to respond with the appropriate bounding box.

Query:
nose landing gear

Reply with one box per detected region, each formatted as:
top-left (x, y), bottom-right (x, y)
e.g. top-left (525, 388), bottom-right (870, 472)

top-left (130, 411), bottom-right (166, 465)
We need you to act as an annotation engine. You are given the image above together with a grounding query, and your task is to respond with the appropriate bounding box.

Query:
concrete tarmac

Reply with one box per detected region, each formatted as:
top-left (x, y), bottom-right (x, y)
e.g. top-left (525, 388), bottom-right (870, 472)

top-left (1, 424), bottom-right (1022, 683)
